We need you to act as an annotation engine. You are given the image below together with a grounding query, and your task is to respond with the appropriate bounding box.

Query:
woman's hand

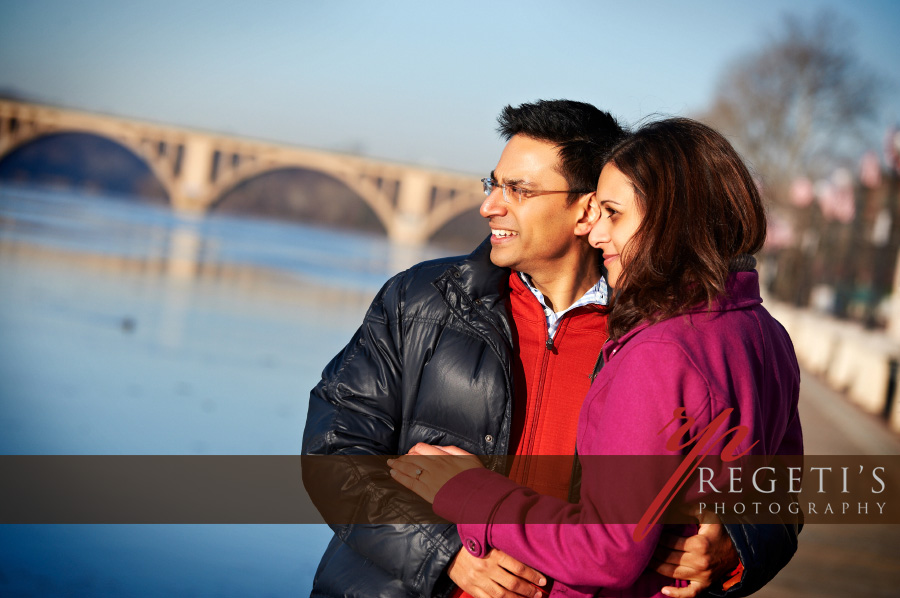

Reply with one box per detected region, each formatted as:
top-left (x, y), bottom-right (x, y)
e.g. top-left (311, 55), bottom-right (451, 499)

top-left (388, 443), bottom-right (484, 504)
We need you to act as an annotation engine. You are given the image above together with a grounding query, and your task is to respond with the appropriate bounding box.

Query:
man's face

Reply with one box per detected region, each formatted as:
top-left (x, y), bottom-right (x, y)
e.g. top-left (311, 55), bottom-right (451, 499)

top-left (480, 135), bottom-right (587, 277)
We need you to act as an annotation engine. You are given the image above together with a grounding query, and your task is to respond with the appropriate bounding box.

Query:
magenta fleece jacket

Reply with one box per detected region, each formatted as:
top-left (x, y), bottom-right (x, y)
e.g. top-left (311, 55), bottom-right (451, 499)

top-left (433, 271), bottom-right (803, 597)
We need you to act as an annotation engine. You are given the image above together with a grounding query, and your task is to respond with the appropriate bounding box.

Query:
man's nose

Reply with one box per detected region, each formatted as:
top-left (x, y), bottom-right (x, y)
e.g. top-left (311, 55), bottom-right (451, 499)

top-left (480, 188), bottom-right (507, 218)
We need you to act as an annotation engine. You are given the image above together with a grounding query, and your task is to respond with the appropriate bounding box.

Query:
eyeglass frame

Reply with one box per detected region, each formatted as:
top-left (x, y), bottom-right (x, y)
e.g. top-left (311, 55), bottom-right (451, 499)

top-left (480, 176), bottom-right (593, 204)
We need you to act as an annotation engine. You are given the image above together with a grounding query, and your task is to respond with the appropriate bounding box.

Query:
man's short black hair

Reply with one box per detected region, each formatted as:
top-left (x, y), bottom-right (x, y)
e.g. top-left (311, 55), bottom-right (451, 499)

top-left (497, 99), bottom-right (627, 203)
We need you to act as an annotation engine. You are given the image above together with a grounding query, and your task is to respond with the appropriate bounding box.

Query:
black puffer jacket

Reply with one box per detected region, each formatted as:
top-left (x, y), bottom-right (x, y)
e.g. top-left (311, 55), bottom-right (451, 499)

top-left (302, 239), bottom-right (798, 598)
top-left (303, 239), bottom-right (515, 598)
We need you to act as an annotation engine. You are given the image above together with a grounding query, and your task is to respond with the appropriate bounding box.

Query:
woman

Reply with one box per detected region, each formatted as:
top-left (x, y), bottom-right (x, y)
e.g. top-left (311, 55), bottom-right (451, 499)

top-left (388, 118), bottom-right (802, 597)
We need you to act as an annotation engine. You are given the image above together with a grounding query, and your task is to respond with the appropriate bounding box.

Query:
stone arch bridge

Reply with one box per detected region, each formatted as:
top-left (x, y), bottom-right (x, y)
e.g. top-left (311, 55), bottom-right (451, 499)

top-left (0, 99), bottom-right (484, 245)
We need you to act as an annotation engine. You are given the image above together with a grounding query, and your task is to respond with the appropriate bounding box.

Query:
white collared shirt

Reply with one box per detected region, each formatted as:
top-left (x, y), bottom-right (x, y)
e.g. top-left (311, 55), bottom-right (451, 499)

top-left (517, 271), bottom-right (609, 339)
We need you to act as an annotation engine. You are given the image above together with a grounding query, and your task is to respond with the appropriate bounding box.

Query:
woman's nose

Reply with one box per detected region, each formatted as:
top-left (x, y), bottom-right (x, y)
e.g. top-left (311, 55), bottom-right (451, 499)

top-left (589, 224), bottom-right (609, 248)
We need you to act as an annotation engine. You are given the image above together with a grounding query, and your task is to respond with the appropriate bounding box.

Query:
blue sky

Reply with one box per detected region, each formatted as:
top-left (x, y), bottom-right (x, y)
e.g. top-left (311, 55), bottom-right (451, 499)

top-left (1, 0), bottom-right (898, 174)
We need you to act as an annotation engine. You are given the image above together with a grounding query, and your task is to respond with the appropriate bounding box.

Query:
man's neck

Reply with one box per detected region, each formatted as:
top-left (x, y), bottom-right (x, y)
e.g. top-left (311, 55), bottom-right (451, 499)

top-left (523, 251), bottom-right (602, 313)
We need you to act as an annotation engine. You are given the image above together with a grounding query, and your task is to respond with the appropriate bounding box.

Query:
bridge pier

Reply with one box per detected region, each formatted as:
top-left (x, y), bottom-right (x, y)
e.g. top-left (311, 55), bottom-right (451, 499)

top-left (389, 171), bottom-right (433, 245)
top-left (0, 116), bottom-right (11, 156)
top-left (170, 135), bottom-right (215, 213)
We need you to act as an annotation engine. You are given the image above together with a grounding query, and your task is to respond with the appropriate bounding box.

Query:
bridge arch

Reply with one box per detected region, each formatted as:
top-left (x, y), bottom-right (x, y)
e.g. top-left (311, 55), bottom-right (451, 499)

top-left (209, 166), bottom-right (388, 234)
top-left (429, 204), bottom-right (486, 250)
top-left (204, 162), bottom-right (399, 236)
top-left (0, 130), bottom-right (173, 201)
top-left (421, 191), bottom-right (486, 241)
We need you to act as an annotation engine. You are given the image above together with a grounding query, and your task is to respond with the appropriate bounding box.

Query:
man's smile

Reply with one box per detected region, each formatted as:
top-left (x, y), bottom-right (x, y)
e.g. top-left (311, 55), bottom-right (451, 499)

top-left (491, 229), bottom-right (519, 243)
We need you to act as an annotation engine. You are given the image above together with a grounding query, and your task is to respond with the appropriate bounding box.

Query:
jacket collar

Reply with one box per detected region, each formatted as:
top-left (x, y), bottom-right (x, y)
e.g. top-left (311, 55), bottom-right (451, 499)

top-left (432, 236), bottom-right (513, 346)
top-left (603, 270), bottom-right (763, 361)
top-left (455, 236), bottom-right (510, 301)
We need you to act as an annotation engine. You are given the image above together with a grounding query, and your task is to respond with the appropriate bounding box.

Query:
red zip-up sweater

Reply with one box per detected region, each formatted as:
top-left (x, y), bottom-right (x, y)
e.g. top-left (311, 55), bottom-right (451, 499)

top-left (506, 272), bottom-right (609, 499)
top-left (452, 272), bottom-right (608, 598)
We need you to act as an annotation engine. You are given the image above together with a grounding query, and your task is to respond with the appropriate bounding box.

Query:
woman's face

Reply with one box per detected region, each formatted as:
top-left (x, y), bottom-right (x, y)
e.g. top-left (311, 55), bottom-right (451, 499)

top-left (589, 164), bottom-right (643, 289)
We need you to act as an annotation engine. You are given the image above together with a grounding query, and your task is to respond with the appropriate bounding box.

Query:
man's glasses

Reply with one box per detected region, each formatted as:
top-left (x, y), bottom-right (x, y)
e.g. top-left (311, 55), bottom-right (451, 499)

top-left (481, 177), bottom-right (592, 204)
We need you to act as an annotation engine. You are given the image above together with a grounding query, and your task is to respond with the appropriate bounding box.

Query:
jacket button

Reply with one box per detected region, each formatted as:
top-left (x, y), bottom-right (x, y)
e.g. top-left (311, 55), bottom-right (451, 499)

top-left (465, 538), bottom-right (481, 554)
top-left (484, 434), bottom-right (493, 443)
top-left (474, 298), bottom-right (482, 305)
top-left (453, 271), bottom-right (461, 278)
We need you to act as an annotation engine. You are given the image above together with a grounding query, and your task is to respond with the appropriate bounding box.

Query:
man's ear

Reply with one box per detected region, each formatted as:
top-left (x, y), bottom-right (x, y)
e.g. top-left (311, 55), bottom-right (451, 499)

top-left (574, 192), bottom-right (600, 237)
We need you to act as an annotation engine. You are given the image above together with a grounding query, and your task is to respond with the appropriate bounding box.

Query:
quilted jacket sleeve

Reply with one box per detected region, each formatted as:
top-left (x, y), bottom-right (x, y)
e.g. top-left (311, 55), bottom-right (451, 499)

top-left (714, 522), bottom-right (800, 597)
top-left (302, 274), bottom-right (462, 597)
top-left (716, 380), bottom-right (803, 596)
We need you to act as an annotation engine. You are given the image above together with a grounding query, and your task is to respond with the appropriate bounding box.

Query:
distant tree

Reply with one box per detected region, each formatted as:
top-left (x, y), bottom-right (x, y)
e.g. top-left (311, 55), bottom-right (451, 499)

top-left (699, 10), bottom-right (884, 196)
top-left (698, 11), bottom-right (889, 311)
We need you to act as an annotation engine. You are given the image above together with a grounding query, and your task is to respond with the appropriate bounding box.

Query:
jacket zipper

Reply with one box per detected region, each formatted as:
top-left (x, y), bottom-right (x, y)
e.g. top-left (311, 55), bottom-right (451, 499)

top-left (523, 320), bottom-right (565, 459)
top-left (569, 340), bottom-right (608, 502)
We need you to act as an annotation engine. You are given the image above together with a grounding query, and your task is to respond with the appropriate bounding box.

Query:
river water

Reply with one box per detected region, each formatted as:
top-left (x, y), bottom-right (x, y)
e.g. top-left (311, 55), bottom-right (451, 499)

top-left (0, 186), bottom-right (451, 596)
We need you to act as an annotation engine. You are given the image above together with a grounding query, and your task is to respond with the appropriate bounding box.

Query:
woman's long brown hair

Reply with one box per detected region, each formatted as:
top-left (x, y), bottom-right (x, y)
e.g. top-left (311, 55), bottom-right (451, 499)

top-left (605, 118), bottom-right (767, 342)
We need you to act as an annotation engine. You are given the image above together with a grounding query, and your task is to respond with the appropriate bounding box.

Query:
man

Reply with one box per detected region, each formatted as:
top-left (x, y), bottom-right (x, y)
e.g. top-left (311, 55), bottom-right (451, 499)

top-left (303, 100), bottom-right (798, 598)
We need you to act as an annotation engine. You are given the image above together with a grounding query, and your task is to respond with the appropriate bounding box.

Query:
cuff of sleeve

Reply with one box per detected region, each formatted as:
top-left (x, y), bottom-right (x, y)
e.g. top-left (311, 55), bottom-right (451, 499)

top-left (433, 468), bottom-right (522, 558)
top-left (722, 563), bottom-right (744, 591)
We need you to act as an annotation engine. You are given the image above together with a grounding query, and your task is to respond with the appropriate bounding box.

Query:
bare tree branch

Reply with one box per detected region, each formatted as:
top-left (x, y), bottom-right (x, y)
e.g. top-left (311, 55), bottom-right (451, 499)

top-left (698, 10), bottom-right (885, 201)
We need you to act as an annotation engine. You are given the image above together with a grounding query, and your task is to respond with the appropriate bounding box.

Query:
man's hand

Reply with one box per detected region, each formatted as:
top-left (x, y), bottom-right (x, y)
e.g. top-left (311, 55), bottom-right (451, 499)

top-left (653, 523), bottom-right (740, 598)
top-left (448, 548), bottom-right (547, 598)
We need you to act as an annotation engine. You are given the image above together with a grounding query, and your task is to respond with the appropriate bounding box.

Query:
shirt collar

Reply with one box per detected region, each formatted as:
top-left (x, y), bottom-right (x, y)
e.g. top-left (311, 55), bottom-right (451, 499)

top-left (517, 271), bottom-right (608, 338)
